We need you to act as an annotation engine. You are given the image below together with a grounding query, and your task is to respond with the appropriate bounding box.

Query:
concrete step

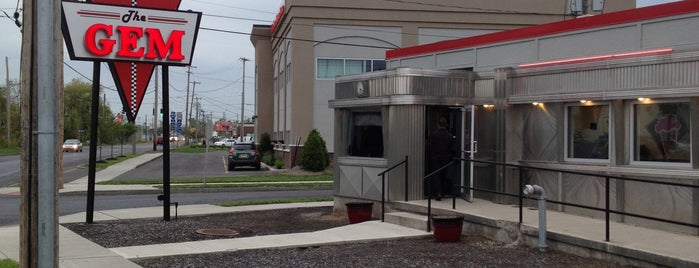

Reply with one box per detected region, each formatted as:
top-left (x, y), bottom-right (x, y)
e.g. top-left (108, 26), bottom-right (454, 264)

top-left (384, 211), bottom-right (429, 232)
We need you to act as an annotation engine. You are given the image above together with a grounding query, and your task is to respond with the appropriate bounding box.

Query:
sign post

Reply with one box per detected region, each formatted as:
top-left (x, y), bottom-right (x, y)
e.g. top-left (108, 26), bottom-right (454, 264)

top-left (61, 0), bottom-right (201, 222)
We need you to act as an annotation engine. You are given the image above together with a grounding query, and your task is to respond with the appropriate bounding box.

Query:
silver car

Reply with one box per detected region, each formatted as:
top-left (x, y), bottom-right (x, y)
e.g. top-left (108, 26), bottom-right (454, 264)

top-left (62, 139), bottom-right (83, 152)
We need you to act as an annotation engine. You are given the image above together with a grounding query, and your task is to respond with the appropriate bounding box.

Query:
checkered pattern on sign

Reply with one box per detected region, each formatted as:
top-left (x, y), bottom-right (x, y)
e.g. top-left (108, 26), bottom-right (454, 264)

top-left (130, 63), bottom-right (137, 116)
top-left (131, 0), bottom-right (137, 7)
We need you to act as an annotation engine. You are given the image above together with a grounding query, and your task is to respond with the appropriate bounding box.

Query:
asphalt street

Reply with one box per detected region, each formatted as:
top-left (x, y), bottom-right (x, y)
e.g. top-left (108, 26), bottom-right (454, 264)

top-left (0, 142), bottom-right (156, 188)
top-left (0, 189), bottom-right (332, 226)
top-left (0, 144), bottom-right (332, 226)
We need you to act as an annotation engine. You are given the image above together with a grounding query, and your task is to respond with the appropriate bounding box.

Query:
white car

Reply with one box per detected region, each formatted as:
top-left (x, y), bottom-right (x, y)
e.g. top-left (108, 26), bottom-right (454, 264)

top-left (214, 138), bottom-right (236, 147)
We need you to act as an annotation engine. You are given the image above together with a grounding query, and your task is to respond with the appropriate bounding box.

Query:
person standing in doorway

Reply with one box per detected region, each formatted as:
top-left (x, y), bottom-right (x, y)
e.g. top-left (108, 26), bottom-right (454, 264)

top-left (429, 117), bottom-right (454, 201)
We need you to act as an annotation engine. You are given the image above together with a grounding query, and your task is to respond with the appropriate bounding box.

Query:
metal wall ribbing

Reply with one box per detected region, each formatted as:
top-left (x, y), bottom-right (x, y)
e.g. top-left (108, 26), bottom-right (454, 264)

top-left (387, 105), bottom-right (425, 200)
top-left (509, 55), bottom-right (699, 103)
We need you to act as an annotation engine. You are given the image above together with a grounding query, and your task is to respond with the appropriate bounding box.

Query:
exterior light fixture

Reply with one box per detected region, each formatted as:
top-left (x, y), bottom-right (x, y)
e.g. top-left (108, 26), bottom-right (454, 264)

top-left (638, 97), bottom-right (651, 103)
top-left (580, 100), bottom-right (592, 104)
top-left (483, 104), bottom-right (494, 108)
top-left (532, 102), bottom-right (541, 106)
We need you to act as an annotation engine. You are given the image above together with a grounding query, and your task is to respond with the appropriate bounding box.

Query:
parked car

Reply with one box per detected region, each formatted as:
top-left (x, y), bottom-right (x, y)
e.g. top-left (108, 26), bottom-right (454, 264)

top-left (156, 137), bottom-right (164, 145)
top-left (227, 143), bottom-right (261, 170)
top-left (62, 139), bottom-right (83, 152)
top-left (214, 138), bottom-right (236, 147)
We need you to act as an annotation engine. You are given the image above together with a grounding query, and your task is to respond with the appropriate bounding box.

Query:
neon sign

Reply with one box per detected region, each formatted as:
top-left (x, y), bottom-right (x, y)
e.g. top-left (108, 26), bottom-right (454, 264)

top-left (62, 1), bottom-right (201, 65)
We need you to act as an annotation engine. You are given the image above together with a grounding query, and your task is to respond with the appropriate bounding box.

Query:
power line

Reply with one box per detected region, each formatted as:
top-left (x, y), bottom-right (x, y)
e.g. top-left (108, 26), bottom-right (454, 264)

top-left (378, 0), bottom-right (566, 15)
top-left (63, 61), bottom-right (117, 92)
top-left (189, 0), bottom-right (278, 15)
top-left (201, 27), bottom-right (399, 49)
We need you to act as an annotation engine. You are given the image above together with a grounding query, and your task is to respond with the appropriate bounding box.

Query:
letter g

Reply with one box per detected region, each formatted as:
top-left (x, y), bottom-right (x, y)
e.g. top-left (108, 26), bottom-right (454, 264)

top-left (85, 24), bottom-right (116, 56)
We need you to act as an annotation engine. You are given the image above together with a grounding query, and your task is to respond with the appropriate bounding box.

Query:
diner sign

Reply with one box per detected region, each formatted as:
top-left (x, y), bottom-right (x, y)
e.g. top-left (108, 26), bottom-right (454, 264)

top-left (62, 1), bottom-right (201, 65)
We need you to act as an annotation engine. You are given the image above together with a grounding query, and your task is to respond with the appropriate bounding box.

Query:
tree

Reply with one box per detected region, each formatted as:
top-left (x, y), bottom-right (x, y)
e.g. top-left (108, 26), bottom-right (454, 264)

top-left (299, 129), bottom-right (329, 171)
top-left (63, 78), bottom-right (114, 145)
top-left (115, 122), bottom-right (137, 155)
top-left (258, 132), bottom-right (273, 155)
top-left (0, 81), bottom-right (20, 147)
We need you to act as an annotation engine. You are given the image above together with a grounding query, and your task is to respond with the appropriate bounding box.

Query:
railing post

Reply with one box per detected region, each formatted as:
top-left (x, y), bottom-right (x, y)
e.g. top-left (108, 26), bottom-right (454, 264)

top-left (427, 196), bottom-right (432, 232)
top-left (605, 176), bottom-right (610, 242)
top-left (404, 155), bottom-right (408, 202)
top-left (518, 166), bottom-right (523, 224)
top-left (381, 173), bottom-right (385, 222)
top-left (427, 178), bottom-right (432, 232)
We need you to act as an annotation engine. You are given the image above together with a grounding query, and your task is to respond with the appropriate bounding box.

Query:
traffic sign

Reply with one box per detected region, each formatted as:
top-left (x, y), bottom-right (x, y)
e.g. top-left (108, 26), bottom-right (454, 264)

top-left (170, 112), bottom-right (176, 120)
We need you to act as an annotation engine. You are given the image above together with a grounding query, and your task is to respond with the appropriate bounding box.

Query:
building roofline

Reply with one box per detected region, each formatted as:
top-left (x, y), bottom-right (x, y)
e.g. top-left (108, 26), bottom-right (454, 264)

top-left (386, 0), bottom-right (699, 60)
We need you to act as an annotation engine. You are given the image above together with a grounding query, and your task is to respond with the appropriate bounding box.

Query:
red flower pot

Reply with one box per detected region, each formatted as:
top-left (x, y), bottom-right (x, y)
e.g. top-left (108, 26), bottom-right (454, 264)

top-left (432, 215), bottom-right (464, 242)
top-left (345, 202), bottom-right (373, 224)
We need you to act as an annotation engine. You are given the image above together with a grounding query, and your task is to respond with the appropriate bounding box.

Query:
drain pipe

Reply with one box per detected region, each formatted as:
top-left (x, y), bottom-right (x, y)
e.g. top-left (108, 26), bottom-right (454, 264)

top-left (523, 184), bottom-right (547, 252)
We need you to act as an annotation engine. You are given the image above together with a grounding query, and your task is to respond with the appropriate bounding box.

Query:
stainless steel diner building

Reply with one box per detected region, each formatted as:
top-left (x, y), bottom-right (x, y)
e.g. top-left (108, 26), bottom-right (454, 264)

top-left (330, 0), bottom-right (699, 235)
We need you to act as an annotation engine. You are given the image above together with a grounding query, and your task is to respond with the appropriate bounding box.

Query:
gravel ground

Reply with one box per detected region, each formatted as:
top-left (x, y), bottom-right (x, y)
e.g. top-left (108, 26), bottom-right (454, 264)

top-left (62, 206), bottom-right (348, 248)
top-left (62, 206), bottom-right (634, 268)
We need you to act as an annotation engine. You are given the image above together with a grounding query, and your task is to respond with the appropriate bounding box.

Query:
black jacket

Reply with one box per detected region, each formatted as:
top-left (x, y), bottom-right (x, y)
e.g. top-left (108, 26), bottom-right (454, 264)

top-left (429, 127), bottom-right (454, 162)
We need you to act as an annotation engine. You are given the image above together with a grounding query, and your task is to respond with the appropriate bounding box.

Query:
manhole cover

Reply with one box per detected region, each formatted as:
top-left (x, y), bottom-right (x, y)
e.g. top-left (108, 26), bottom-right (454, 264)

top-left (196, 228), bottom-right (240, 237)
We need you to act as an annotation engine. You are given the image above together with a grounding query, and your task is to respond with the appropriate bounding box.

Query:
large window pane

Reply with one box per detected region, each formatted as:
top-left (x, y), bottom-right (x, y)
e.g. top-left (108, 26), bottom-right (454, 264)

top-left (348, 112), bottom-right (383, 157)
top-left (316, 59), bottom-right (343, 79)
top-left (371, 60), bottom-right (387, 71)
top-left (345, 59), bottom-right (365, 75)
top-left (568, 105), bottom-right (609, 159)
top-left (634, 102), bottom-right (691, 163)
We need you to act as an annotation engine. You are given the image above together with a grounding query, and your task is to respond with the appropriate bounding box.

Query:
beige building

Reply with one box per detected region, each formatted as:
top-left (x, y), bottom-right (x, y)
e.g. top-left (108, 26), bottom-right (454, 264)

top-left (250, 0), bottom-right (634, 167)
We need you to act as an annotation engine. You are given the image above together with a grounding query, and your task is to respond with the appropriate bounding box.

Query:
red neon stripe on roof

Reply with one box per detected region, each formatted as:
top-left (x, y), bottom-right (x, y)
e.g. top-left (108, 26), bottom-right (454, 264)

top-left (386, 0), bottom-right (699, 60)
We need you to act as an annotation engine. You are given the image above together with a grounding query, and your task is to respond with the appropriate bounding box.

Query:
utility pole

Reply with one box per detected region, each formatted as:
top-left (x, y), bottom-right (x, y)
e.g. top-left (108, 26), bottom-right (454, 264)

top-left (194, 97), bottom-right (200, 143)
top-left (239, 57), bottom-right (249, 140)
top-left (184, 66), bottom-right (195, 144)
top-left (188, 80), bottom-right (200, 144)
top-left (5, 57), bottom-right (10, 144)
top-left (153, 66), bottom-right (158, 151)
top-left (20, 0), bottom-right (62, 265)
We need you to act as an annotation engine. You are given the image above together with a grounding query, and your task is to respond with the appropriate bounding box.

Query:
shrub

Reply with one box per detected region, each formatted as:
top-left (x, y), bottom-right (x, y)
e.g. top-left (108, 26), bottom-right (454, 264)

top-left (258, 132), bottom-right (273, 154)
top-left (274, 159), bottom-right (284, 169)
top-left (299, 129), bottom-right (329, 171)
top-left (262, 153), bottom-right (275, 166)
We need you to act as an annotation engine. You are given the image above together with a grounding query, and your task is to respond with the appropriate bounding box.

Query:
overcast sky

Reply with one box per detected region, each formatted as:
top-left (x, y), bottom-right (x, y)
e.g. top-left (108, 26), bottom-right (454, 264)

top-left (0, 0), bottom-right (682, 126)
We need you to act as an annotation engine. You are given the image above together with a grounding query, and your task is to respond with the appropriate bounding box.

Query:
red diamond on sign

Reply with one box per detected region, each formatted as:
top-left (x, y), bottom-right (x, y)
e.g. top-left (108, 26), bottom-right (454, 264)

top-left (91, 0), bottom-right (183, 122)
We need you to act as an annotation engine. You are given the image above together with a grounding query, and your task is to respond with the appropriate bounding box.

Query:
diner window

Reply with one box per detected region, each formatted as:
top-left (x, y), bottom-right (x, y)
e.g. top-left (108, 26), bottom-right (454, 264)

top-left (316, 59), bottom-right (344, 79)
top-left (316, 58), bottom-right (387, 79)
top-left (567, 104), bottom-right (610, 160)
top-left (348, 111), bottom-right (383, 157)
top-left (633, 101), bottom-right (691, 163)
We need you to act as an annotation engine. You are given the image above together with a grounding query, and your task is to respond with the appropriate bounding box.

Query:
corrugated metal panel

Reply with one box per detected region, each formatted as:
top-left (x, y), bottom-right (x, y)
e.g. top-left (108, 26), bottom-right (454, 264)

top-left (510, 57), bottom-right (699, 103)
top-left (474, 79), bottom-right (494, 98)
top-left (336, 68), bottom-right (473, 100)
top-left (387, 105), bottom-right (425, 200)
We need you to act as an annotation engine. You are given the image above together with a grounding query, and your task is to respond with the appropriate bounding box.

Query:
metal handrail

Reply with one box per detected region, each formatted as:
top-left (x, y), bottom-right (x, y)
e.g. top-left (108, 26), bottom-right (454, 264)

top-left (422, 159), bottom-right (457, 231)
top-left (379, 155), bottom-right (408, 222)
top-left (452, 158), bottom-right (699, 241)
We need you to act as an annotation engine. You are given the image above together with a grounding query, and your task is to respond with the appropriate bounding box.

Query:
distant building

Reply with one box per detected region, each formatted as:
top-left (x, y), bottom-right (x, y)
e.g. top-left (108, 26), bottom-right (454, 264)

top-left (250, 0), bottom-right (635, 168)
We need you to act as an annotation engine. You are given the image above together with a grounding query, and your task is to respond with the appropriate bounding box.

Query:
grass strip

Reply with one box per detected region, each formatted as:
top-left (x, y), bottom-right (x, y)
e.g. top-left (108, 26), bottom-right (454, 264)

top-left (0, 259), bottom-right (19, 268)
top-left (214, 197), bottom-right (333, 207)
top-left (160, 182), bottom-right (332, 189)
top-left (99, 173), bottom-right (333, 185)
top-left (81, 152), bottom-right (143, 170)
top-left (170, 146), bottom-right (229, 153)
top-left (0, 147), bottom-right (20, 156)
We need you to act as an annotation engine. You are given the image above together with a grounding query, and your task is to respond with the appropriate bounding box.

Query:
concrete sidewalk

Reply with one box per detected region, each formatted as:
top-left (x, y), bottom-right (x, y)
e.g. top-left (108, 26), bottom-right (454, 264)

top-left (0, 152), bottom-right (163, 196)
top-left (0, 153), bottom-right (427, 267)
top-left (0, 202), bottom-right (429, 267)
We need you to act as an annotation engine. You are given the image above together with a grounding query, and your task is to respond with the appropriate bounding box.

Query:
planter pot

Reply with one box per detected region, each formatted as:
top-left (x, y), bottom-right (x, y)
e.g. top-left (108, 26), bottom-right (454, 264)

top-left (345, 202), bottom-right (373, 224)
top-left (432, 215), bottom-right (464, 242)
